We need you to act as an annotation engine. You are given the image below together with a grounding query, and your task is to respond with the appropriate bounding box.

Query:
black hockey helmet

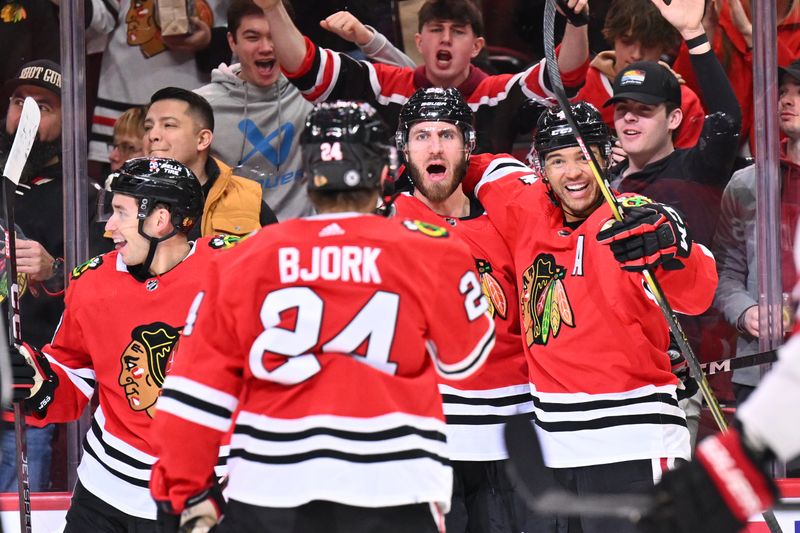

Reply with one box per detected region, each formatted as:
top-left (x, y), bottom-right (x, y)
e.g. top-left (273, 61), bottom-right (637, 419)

top-left (528, 102), bottom-right (611, 172)
top-left (109, 156), bottom-right (203, 234)
top-left (301, 101), bottom-right (394, 192)
top-left (396, 87), bottom-right (476, 153)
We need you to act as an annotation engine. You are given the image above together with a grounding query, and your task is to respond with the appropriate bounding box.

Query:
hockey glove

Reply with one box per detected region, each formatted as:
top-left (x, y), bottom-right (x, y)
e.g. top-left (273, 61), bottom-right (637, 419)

top-left (11, 342), bottom-right (58, 418)
top-left (642, 427), bottom-right (778, 533)
top-left (596, 204), bottom-right (691, 272)
top-left (156, 482), bottom-right (225, 533)
top-left (667, 334), bottom-right (698, 401)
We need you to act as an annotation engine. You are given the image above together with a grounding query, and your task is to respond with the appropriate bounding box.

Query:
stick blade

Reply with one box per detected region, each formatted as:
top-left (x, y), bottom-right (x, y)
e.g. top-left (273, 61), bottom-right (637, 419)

top-left (3, 97), bottom-right (41, 186)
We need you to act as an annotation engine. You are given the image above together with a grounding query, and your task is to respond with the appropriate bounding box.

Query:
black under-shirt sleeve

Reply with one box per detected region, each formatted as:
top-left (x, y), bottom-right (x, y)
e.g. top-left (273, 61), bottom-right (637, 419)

top-left (260, 201), bottom-right (279, 226)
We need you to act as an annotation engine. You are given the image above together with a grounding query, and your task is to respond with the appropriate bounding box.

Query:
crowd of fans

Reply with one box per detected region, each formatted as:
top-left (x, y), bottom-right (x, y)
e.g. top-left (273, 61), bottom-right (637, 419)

top-left (0, 0), bottom-right (799, 521)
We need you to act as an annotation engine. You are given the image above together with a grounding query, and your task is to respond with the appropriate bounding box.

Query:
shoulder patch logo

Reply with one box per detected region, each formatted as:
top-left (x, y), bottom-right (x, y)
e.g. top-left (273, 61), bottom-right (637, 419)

top-left (619, 195), bottom-right (653, 208)
top-left (476, 258), bottom-right (507, 320)
top-left (0, 3), bottom-right (27, 23)
top-left (209, 234), bottom-right (243, 250)
top-left (401, 219), bottom-right (449, 238)
top-left (71, 256), bottom-right (103, 280)
top-left (118, 322), bottom-right (181, 418)
top-left (519, 253), bottom-right (574, 346)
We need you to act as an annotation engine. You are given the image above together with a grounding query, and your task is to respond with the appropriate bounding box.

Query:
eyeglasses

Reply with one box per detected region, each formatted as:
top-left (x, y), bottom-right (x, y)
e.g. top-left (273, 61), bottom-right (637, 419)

top-left (8, 96), bottom-right (57, 115)
top-left (108, 142), bottom-right (143, 157)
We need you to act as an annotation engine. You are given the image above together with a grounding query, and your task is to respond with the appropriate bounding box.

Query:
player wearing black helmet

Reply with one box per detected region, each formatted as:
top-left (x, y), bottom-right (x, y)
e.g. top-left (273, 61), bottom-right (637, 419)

top-left (389, 87), bottom-right (538, 533)
top-left (150, 100), bottom-right (495, 533)
top-left (11, 156), bottom-right (243, 532)
top-left (458, 101), bottom-right (718, 533)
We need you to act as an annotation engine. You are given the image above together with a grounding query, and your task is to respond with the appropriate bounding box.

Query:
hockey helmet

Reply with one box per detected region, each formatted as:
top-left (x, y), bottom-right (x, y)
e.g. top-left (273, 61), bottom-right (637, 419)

top-left (528, 102), bottom-right (611, 171)
top-left (301, 101), bottom-right (393, 192)
top-left (396, 87), bottom-right (476, 153)
top-left (108, 156), bottom-right (203, 234)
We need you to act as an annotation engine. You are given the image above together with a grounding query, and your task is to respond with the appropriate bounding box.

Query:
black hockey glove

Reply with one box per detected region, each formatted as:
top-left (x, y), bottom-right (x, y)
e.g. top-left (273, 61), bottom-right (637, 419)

top-left (11, 342), bottom-right (58, 418)
top-left (641, 427), bottom-right (778, 533)
top-left (156, 481), bottom-right (225, 533)
top-left (597, 204), bottom-right (691, 272)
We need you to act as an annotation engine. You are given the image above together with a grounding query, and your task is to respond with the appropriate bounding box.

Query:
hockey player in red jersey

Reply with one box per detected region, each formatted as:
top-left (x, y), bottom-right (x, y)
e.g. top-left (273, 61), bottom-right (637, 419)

top-left (389, 86), bottom-right (537, 532)
top-left (461, 102), bottom-right (718, 533)
top-left (150, 101), bottom-right (496, 533)
top-left (10, 157), bottom-right (240, 532)
top-left (251, 0), bottom-right (590, 154)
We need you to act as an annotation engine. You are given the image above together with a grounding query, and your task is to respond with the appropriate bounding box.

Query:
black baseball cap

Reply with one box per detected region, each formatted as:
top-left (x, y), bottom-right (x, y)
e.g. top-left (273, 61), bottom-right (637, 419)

top-left (3, 59), bottom-right (62, 98)
top-left (779, 59), bottom-right (800, 84)
top-left (604, 61), bottom-right (681, 107)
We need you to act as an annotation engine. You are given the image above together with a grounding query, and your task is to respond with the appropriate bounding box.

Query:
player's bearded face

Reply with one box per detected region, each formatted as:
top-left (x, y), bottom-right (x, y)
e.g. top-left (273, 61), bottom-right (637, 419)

top-left (543, 145), bottom-right (605, 223)
top-left (406, 122), bottom-right (469, 203)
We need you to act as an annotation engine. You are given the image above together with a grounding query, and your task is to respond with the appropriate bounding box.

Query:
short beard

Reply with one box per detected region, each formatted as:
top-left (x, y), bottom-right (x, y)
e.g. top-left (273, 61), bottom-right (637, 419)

top-left (0, 122), bottom-right (61, 182)
top-left (408, 157), bottom-right (468, 203)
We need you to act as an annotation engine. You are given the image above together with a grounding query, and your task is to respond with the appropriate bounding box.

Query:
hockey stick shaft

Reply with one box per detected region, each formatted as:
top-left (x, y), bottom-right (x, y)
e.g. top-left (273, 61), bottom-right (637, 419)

top-left (2, 97), bottom-right (40, 533)
top-left (542, 4), bottom-right (781, 530)
top-left (701, 349), bottom-right (778, 376)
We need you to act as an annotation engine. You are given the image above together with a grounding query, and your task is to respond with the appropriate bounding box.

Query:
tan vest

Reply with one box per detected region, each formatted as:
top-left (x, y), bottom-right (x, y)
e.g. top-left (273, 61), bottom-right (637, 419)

top-left (201, 158), bottom-right (263, 237)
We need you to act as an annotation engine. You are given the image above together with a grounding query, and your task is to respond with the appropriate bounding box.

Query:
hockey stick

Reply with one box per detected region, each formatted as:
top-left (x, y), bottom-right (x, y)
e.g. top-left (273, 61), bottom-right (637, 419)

top-left (2, 96), bottom-right (41, 533)
top-left (701, 349), bottom-right (778, 376)
top-left (504, 416), bottom-right (800, 523)
top-left (541, 2), bottom-right (782, 530)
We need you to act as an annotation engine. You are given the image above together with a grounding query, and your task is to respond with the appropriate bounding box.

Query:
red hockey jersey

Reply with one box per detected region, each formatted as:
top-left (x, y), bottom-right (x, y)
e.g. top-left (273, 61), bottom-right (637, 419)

top-left (282, 37), bottom-right (588, 154)
top-left (150, 213), bottom-right (496, 513)
top-left (464, 154), bottom-right (718, 468)
top-left (391, 193), bottom-right (532, 461)
top-left (33, 236), bottom-right (238, 519)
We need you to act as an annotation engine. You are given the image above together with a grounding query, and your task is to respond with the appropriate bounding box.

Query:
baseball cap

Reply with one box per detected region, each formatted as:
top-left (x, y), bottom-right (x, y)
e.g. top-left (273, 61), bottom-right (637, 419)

top-left (3, 60), bottom-right (62, 98)
top-left (603, 61), bottom-right (681, 107)
top-left (779, 59), bottom-right (800, 84)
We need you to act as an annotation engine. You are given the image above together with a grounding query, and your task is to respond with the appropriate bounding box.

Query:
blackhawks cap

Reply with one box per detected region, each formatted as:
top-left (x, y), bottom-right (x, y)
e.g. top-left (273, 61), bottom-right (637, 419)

top-left (779, 59), bottom-right (800, 84)
top-left (603, 61), bottom-right (681, 107)
top-left (3, 60), bottom-right (62, 99)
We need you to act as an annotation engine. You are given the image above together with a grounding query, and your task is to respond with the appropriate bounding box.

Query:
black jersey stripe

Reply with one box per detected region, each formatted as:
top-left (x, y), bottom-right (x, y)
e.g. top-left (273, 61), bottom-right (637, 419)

top-left (532, 392), bottom-right (679, 413)
top-left (535, 413), bottom-right (688, 433)
top-left (229, 447), bottom-right (450, 466)
top-left (82, 440), bottom-right (150, 489)
top-left (440, 392), bottom-right (533, 407)
top-left (233, 423), bottom-right (446, 444)
top-left (161, 388), bottom-right (234, 419)
top-left (87, 419), bottom-right (151, 470)
top-left (445, 412), bottom-right (535, 425)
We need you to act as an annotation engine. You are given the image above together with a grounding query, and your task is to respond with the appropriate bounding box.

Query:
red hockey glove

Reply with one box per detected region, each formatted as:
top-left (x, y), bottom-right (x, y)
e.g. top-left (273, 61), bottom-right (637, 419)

top-left (642, 428), bottom-right (778, 533)
top-left (156, 481), bottom-right (225, 533)
top-left (11, 342), bottom-right (58, 418)
top-left (597, 204), bottom-right (691, 272)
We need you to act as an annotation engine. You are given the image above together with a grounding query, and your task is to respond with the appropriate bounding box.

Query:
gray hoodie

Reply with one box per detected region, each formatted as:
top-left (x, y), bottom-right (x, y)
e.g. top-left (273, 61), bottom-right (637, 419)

top-left (195, 65), bottom-right (314, 220)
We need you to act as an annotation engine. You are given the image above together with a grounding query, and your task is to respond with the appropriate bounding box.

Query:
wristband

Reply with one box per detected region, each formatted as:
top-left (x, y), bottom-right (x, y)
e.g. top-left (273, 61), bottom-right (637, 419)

top-left (685, 33), bottom-right (709, 50)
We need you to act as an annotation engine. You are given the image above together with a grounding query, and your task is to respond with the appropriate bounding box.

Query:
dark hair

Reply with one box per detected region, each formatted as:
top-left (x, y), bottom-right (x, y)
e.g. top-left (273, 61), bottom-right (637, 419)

top-left (129, 322), bottom-right (181, 388)
top-left (418, 0), bottom-right (484, 37)
top-left (149, 87), bottom-right (215, 132)
top-left (602, 0), bottom-right (679, 53)
top-left (308, 189), bottom-right (380, 213)
top-left (227, 0), bottom-right (295, 39)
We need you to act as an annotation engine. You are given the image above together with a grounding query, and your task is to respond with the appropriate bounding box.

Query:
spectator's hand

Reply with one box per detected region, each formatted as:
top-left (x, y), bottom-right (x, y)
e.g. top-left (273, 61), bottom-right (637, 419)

top-left (650, 0), bottom-right (706, 38)
top-left (320, 11), bottom-right (374, 47)
top-left (739, 305), bottom-right (760, 338)
top-left (610, 138), bottom-right (628, 166)
top-left (15, 239), bottom-right (56, 282)
top-left (728, 0), bottom-right (753, 48)
top-left (658, 60), bottom-right (685, 84)
top-left (162, 18), bottom-right (212, 54)
top-left (252, 0), bottom-right (281, 11)
top-left (557, 0), bottom-right (590, 17)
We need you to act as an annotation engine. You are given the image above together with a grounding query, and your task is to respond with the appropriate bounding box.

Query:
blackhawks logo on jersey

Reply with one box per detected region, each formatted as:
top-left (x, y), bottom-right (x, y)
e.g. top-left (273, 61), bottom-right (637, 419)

top-left (520, 253), bottom-right (574, 346)
top-left (209, 234), bottom-right (243, 250)
top-left (475, 258), bottom-right (507, 319)
top-left (70, 256), bottom-right (103, 280)
top-left (401, 219), bottom-right (449, 238)
top-left (118, 322), bottom-right (181, 418)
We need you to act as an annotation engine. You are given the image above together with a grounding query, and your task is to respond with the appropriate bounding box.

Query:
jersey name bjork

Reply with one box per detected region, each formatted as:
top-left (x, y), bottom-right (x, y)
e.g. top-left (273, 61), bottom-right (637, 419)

top-left (278, 246), bottom-right (382, 283)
